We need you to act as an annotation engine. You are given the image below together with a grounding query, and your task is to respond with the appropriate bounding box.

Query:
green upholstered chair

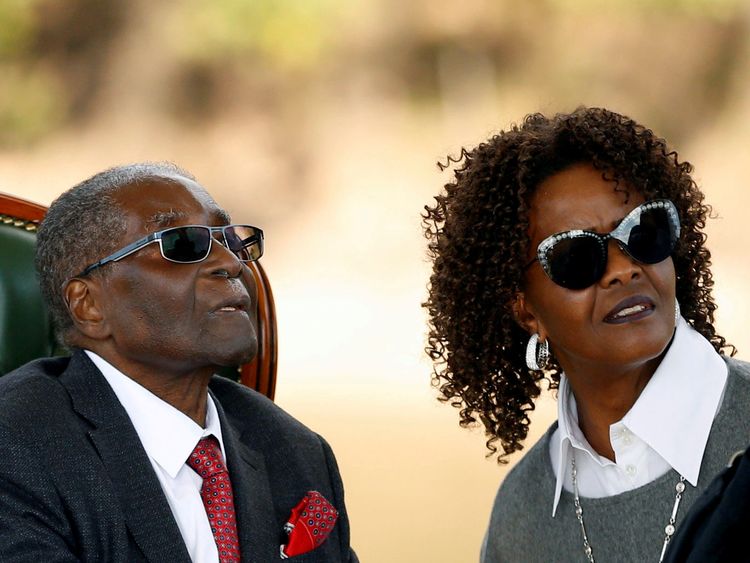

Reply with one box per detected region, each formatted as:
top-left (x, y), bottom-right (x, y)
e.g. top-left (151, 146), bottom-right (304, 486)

top-left (0, 194), bottom-right (55, 375)
top-left (0, 192), bottom-right (278, 400)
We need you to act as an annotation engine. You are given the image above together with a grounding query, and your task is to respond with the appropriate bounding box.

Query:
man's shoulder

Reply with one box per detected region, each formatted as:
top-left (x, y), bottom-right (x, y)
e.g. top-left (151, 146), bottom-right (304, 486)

top-left (0, 356), bottom-right (74, 424)
top-left (208, 375), bottom-right (317, 439)
top-left (0, 355), bottom-right (71, 386)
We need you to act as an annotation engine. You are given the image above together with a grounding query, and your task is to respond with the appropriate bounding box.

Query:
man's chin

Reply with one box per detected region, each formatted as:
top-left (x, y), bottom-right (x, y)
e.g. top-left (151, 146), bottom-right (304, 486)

top-left (211, 341), bottom-right (259, 368)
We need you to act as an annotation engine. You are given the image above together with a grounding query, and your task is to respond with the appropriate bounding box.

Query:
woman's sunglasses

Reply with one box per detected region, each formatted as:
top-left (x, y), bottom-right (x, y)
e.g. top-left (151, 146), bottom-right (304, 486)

top-left (79, 224), bottom-right (264, 276)
top-left (528, 199), bottom-right (680, 290)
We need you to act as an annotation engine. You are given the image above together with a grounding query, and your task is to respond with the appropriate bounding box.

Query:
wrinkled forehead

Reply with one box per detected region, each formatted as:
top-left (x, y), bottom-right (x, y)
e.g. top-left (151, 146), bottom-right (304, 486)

top-left (114, 174), bottom-right (231, 232)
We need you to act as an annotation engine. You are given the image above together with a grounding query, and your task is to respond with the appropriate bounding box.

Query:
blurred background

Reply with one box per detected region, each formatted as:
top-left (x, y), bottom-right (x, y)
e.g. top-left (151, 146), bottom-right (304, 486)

top-left (1, 0), bottom-right (749, 560)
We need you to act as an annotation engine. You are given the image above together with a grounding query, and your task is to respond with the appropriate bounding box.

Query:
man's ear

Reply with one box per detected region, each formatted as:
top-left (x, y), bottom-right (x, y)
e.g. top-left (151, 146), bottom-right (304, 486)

top-left (511, 292), bottom-right (545, 339)
top-left (63, 278), bottom-right (110, 341)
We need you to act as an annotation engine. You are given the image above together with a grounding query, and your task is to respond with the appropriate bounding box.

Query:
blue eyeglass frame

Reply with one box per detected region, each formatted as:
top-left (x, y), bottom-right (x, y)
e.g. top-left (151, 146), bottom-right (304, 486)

top-left (78, 224), bottom-right (264, 277)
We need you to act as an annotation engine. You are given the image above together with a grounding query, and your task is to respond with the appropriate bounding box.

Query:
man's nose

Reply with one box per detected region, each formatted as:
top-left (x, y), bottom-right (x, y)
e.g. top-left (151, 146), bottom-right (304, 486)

top-left (207, 233), bottom-right (243, 277)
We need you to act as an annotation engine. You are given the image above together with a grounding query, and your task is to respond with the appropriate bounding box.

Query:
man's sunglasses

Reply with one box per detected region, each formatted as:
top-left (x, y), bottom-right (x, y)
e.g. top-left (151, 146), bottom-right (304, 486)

top-left (79, 224), bottom-right (264, 277)
top-left (528, 199), bottom-right (680, 290)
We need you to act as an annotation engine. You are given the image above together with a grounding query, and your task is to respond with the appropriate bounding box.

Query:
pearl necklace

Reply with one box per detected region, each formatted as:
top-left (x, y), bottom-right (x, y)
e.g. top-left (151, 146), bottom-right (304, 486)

top-left (570, 450), bottom-right (687, 563)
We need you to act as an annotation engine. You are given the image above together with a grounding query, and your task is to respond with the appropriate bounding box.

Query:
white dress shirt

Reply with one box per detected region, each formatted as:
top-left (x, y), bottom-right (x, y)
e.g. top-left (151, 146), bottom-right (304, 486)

top-left (549, 316), bottom-right (728, 516)
top-left (85, 350), bottom-right (224, 563)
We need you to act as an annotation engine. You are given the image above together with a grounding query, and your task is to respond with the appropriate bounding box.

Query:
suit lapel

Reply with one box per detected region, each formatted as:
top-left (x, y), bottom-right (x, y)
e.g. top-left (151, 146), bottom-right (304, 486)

top-left (60, 351), bottom-right (191, 562)
top-left (212, 390), bottom-right (279, 563)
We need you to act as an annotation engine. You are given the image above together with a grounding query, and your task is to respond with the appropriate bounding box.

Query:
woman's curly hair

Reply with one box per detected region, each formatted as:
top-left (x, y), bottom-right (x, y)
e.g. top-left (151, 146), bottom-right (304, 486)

top-left (423, 107), bottom-right (734, 463)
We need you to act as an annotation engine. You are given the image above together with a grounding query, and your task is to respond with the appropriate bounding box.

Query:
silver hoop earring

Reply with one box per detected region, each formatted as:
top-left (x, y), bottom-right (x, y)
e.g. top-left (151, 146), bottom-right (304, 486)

top-left (526, 333), bottom-right (549, 371)
top-left (675, 298), bottom-right (680, 325)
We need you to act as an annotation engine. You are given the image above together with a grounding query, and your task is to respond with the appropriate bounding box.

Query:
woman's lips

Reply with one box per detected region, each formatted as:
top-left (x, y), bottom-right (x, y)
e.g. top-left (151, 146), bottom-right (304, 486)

top-left (604, 295), bottom-right (655, 324)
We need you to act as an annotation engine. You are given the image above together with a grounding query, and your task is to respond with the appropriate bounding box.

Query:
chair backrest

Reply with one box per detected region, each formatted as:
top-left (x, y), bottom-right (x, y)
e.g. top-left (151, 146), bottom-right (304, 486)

top-left (0, 192), bottom-right (277, 400)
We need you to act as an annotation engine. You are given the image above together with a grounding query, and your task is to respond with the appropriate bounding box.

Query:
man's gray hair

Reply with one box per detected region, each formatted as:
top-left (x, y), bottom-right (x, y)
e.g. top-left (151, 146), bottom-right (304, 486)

top-left (35, 162), bottom-right (196, 345)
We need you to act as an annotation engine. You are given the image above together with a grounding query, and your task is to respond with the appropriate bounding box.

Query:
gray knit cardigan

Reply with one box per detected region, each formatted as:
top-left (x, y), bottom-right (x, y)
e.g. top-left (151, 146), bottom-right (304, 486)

top-left (481, 357), bottom-right (750, 563)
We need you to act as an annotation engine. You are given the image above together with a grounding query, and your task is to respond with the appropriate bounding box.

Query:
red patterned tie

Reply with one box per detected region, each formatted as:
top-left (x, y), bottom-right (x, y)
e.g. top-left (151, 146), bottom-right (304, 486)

top-left (187, 436), bottom-right (241, 563)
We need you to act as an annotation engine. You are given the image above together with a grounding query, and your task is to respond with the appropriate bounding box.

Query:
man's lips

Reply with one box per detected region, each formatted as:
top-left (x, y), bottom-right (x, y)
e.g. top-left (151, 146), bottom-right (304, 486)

top-left (603, 295), bottom-right (655, 324)
top-left (212, 295), bottom-right (251, 314)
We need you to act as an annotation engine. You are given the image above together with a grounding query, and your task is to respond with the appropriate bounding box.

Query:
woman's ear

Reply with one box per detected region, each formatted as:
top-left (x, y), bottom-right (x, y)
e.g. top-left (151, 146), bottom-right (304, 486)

top-left (63, 278), bottom-right (111, 341)
top-left (511, 292), bottom-right (544, 338)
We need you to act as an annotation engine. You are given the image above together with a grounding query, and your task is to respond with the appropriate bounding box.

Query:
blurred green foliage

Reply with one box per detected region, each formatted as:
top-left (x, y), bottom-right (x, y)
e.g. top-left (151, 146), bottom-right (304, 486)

top-left (0, 0), bottom-right (746, 146)
top-left (0, 0), bottom-right (61, 145)
top-left (173, 0), bottom-right (339, 70)
top-left (557, 0), bottom-right (742, 17)
top-left (0, 0), bottom-right (37, 56)
top-left (0, 0), bottom-right (123, 146)
top-left (0, 64), bottom-right (64, 145)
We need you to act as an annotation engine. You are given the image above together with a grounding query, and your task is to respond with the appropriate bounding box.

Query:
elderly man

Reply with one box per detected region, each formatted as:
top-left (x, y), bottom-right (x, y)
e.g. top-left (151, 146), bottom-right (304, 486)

top-left (0, 163), bottom-right (357, 562)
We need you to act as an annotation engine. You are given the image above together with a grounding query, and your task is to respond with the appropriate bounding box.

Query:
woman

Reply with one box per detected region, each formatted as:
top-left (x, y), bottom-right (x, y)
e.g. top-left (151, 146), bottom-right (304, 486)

top-left (423, 107), bottom-right (750, 562)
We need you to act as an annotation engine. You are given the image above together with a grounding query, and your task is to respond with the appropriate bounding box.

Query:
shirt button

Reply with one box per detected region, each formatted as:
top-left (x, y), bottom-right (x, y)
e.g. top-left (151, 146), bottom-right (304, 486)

top-left (622, 434), bottom-right (633, 446)
top-left (625, 464), bottom-right (637, 477)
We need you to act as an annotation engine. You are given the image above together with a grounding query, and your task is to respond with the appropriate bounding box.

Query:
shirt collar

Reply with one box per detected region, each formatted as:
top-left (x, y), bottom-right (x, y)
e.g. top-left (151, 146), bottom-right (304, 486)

top-left (84, 350), bottom-right (225, 478)
top-left (551, 377), bottom-right (579, 516)
top-left (551, 316), bottom-right (727, 515)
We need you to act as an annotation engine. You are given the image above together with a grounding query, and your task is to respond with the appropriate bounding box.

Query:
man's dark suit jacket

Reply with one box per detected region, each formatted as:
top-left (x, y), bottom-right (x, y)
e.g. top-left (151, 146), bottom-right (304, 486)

top-left (663, 446), bottom-right (750, 563)
top-left (0, 350), bottom-right (358, 562)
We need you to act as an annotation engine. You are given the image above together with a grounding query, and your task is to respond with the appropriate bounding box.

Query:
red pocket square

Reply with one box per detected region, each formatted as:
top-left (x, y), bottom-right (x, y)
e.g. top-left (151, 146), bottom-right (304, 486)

top-left (280, 491), bottom-right (339, 559)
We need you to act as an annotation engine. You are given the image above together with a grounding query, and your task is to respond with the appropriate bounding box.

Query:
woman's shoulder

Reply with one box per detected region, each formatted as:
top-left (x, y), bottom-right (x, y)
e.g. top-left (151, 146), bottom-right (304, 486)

top-left (483, 421), bottom-right (559, 558)
top-left (726, 356), bottom-right (750, 381)
top-left (493, 421), bottom-right (558, 508)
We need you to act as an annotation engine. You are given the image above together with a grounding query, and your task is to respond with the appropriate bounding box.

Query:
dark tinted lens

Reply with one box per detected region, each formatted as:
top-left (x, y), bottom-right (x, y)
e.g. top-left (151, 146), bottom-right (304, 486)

top-left (223, 225), bottom-right (263, 262)
top-left (161, 226), bottom-right (212, 262)
top-left (545, 235), bottom-right (606, 290)
top-left (625, 207), bottom-right (677, 264)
